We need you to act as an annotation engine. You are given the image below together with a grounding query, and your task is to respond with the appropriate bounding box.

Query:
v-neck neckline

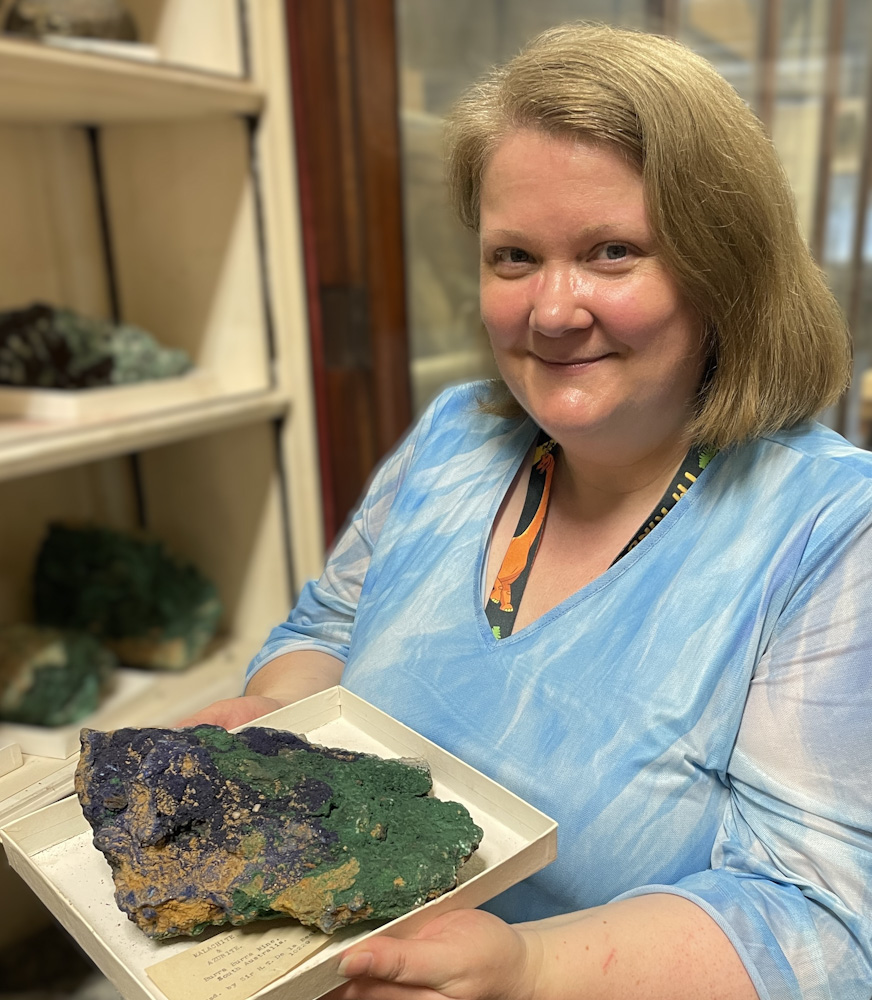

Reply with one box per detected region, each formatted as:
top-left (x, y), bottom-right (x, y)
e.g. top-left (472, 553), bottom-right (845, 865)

top-left (474, 426), bottom-right (718, 648)
top-left (485, 429), bottom-right (557, 640)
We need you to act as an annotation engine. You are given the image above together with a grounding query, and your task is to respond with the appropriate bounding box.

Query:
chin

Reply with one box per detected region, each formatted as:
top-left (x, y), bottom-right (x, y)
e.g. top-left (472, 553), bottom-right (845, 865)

top-left (517, 390), bottom-right (603, 433)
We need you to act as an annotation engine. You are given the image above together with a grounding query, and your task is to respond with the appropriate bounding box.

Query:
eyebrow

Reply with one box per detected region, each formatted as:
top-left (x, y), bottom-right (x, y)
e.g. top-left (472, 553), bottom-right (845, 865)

top-left (480, 224), bottom-right (629, 242)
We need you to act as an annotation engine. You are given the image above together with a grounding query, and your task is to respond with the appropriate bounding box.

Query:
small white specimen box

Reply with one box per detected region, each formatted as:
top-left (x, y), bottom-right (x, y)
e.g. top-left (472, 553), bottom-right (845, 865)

top-left (0, 686), bottom-right (558, 1000)
top-left (0, 742), bottom-right (22, 778)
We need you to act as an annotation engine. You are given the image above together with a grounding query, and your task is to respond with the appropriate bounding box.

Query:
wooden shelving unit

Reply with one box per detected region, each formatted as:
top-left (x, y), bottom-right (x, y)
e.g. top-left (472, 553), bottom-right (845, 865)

top-left (0, 387), bottom-right (290, 481)
top-left (0, 0), bottom-right (323, 870)
top-left (0, 35), bottom-right (264, 123)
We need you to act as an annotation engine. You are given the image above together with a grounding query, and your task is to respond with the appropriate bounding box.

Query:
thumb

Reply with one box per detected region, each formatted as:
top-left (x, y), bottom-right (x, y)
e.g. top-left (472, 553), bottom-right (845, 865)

top-left (337, 937), bottom-right (449, 988)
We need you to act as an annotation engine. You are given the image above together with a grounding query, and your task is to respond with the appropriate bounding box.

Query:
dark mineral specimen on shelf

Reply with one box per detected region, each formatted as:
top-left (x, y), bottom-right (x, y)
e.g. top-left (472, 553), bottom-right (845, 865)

top-left (4, 0), bottom-right (137, 41)
top-left (0, 624), bottom-right (116, 727)
top-left (34, 523), bottom-right (222, 670)
top-left (0, 303), bottom-right (190, 389)
top-left (75, 724), bottom-right (483, 938)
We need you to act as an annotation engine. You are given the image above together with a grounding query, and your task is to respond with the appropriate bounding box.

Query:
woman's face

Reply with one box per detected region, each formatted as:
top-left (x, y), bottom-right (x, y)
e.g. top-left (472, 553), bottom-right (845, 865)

top-left (479, 130), bottom-right (704, 463)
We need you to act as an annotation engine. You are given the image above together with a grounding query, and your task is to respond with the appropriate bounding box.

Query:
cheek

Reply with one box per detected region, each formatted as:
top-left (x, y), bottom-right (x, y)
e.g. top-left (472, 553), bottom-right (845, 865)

top-left (480, 284), bottom-right (527, 346)
top-left (606, 286), bottom-right (697, 350)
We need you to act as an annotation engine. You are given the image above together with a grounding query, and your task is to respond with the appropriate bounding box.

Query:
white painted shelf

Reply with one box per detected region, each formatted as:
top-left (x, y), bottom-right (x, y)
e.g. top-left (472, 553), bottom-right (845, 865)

top-left (0, 387), bottom-right (290, 481)
top-left (0, 36), bottom-right (263, 124)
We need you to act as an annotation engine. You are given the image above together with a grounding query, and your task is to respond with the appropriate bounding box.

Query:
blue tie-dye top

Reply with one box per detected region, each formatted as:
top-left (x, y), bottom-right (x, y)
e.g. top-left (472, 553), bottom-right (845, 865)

top-left (248, 383), bottom-right (872, 1000)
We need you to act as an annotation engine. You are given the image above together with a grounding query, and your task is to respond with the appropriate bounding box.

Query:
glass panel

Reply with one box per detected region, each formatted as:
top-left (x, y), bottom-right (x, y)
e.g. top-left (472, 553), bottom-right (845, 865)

top-left (397, 0), bottom-right (650, 413)
top-left (396, 0), bottom-right (872, 442)
top-left (678, 0), bottom-right (764, 106)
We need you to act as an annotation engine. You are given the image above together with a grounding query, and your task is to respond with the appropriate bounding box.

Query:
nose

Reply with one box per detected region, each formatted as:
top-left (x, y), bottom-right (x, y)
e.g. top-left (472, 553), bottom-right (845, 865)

top-left (529, 265), bottom-right (594, 337)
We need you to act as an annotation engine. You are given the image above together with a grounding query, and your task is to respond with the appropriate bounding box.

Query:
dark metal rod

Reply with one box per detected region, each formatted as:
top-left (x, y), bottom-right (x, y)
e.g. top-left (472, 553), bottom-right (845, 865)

top-left (272, 416), bottom-right (299, 602)
top-left (85, 126), bottom-right (121, 324)
top-left (128, 453), bottom-right (148, 530)
top-left (246, 114), bottom-right (279, 380)
top-left (237, 0), bottom-right (252, 78)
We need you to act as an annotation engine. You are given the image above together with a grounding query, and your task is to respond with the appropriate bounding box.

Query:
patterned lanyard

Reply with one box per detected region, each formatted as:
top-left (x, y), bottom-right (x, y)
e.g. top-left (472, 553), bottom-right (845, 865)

top-left (486, 435), bottom-right (716, 640)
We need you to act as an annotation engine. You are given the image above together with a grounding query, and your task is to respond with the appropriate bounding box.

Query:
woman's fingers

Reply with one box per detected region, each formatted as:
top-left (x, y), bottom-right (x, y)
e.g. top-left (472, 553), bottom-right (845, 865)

top-left (174, 695), bottom-right (283, 729)
top-left (331, 909), bottom-right (533, 1000)
top-left (338, 936), bottom-right (458, 989)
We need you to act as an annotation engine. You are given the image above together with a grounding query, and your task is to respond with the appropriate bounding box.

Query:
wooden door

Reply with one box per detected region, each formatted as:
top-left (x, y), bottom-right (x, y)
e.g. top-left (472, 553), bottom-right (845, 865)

top-left (285, 0), bottom-right (412, 542)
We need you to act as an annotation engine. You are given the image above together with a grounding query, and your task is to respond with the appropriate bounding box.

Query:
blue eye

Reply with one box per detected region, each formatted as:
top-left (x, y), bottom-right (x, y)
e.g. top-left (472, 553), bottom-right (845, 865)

top-left (496, 247), bottom-right (531, 263)
top-left (605, 244), bottom-right (629, 260)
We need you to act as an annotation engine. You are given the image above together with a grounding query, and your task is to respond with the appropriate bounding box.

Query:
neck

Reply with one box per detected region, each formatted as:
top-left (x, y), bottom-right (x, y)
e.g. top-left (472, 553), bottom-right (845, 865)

top-left (552, 434), bottom-right (693, 524)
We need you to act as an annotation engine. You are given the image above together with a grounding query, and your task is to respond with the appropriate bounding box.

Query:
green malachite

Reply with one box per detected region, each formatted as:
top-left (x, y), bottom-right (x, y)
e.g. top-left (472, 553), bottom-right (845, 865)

top-left (0, 624), bottom-right (116, 726)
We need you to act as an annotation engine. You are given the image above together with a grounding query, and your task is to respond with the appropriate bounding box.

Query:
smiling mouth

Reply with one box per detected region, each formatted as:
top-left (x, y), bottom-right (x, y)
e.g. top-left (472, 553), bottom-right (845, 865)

top-left (536, 354), bottom-right (610, 366)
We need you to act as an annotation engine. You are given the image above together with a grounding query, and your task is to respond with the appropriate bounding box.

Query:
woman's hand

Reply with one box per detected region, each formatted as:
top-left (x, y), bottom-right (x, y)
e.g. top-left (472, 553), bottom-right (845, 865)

top-left (175, 695), bottom-right (284, 730)
top-left (175, 650), bottom-right (346, 729)
top-left (326, 895), bottom-right (758, 1000)
top-left (326, 909), bottom-right (540, 1000)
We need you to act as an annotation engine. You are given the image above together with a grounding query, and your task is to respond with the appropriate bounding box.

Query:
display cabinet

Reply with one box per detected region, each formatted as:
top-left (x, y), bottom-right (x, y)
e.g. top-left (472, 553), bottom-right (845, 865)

top-left (0, 0), bottom-right (322, 850)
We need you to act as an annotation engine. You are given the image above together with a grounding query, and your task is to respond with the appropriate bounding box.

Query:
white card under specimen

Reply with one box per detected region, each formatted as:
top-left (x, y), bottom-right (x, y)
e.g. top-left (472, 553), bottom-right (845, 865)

top-left (146, 921), bottom-right (330, 1000)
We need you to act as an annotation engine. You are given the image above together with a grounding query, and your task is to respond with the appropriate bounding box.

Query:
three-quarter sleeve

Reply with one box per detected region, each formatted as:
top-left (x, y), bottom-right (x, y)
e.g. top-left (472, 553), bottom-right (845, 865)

top-left (245, 394), bottom-right (441, 685)
top-left (614, 519), bottom-right (872, 999)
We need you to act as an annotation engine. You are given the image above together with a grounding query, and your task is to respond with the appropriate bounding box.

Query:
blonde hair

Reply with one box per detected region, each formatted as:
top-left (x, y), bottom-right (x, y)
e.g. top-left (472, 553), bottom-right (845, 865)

top-left (445, 23), bottom-right (851, 448)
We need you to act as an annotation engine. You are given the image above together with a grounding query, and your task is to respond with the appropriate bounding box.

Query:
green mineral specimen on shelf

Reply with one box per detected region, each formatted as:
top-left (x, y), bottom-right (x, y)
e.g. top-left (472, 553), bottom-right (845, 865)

top-left (0, 624), bottom-right (116, 727)
top-left (0, 303), bottom-right (190, 389)
top-left (4, 0), bottom-right (137, 41)
top-left (34, 523), bottom-right (222, 670)
top-left (76, 724), bottom-right (483, 938)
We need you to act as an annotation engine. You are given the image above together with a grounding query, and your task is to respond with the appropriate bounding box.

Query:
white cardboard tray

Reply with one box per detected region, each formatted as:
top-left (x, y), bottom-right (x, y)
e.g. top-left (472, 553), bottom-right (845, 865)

top-left (0, 687), bottom-right (557, 1000)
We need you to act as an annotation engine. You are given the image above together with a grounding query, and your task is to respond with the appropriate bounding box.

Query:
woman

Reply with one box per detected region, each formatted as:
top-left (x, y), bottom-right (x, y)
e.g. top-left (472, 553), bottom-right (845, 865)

top-left (185, 23), bottom-right (871, 999)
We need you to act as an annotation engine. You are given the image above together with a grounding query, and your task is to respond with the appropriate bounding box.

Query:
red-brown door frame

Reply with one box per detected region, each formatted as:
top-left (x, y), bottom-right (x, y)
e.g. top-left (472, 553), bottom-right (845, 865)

top-left (284, 0), bottom-right (412, 544)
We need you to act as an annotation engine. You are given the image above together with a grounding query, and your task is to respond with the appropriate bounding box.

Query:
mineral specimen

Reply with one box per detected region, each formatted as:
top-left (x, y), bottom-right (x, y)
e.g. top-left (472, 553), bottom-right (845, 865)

top-left (4, 0), bottom-right (137, 41)
top-left (34, 523), bottom-right (222, 670)
top-left (0, 624), bottom-right (116, 726)
top-left (0, 303), bottom-right (190, 389)
top-left (75, 724), bottom-right (483, 938)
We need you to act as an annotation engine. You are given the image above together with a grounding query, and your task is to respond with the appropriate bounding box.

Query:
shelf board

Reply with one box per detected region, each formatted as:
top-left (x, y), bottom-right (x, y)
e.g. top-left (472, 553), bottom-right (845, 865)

top-left (0, 37), bottom-right (264, 124)
top-left (0, 388), bottom-right (289, 481)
